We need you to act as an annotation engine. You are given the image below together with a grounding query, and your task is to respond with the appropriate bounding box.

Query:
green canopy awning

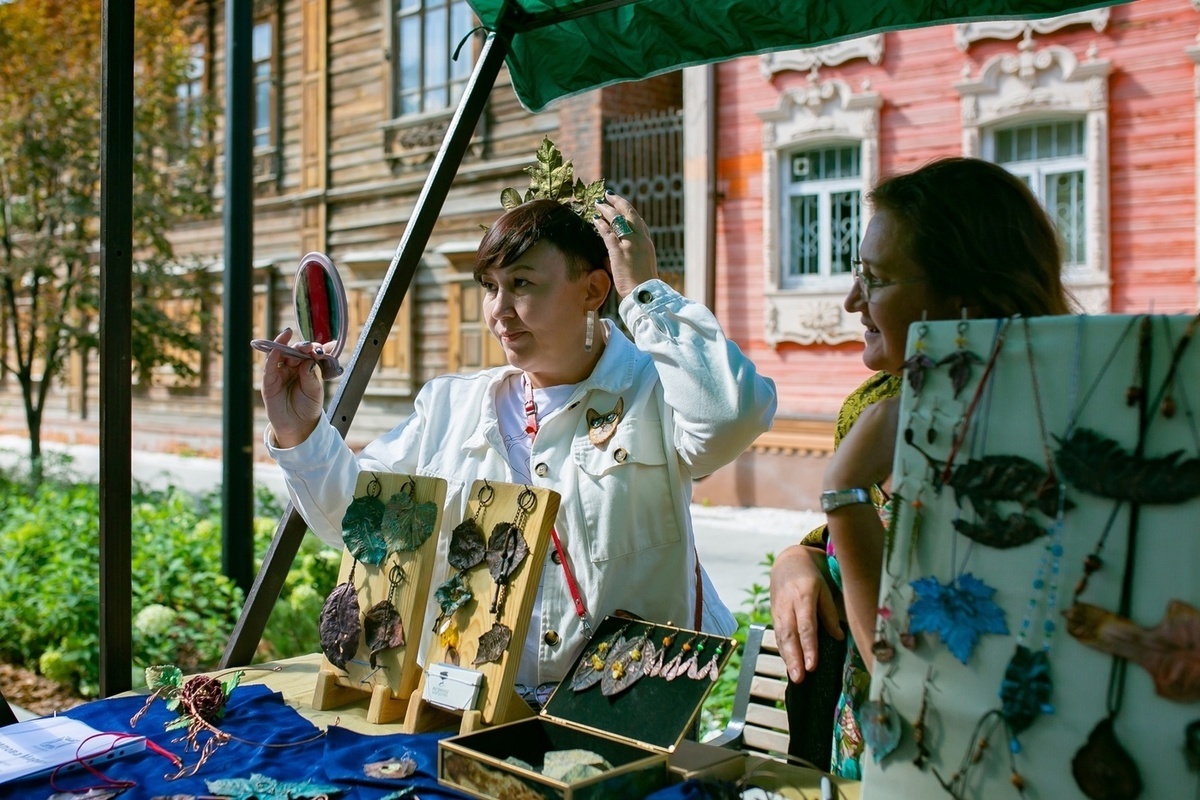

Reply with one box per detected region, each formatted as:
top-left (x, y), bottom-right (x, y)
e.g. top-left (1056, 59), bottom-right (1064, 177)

top-left (467, 0), bottom-right (1128, 111)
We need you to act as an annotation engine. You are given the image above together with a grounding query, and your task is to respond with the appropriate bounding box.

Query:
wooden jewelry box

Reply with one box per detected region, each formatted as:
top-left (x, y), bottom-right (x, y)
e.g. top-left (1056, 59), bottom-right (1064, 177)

top-left (438, 616), bottom-right (737, 800)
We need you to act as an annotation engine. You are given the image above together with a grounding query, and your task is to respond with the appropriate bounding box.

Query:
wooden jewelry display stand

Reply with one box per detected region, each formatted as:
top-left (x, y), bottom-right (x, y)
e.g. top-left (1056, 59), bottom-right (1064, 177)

top-left (311, 472), bottom-right (447, 724)
top-left (406, 479), bottom-right (560, 736)
top-left (861, 315), bottom-right (1200, 799)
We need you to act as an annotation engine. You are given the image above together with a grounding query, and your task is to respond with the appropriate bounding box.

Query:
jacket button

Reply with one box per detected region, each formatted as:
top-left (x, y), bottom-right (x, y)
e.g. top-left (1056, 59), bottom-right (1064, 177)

top-left (637, 289), bottom-right (654, 304)
top-left (614, 448), bottom-right (628, 463)
top-left (535, 462), bottom-right (549, 477)
top-left (544, 631), bottom-right (560, 646)
top-left (550, 549), bottom-right (562, 565)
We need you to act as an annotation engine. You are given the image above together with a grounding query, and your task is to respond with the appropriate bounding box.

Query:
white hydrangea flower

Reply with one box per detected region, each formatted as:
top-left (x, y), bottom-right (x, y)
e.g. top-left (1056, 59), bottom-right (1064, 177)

top-left (134, 603), bottom-right (176, 637)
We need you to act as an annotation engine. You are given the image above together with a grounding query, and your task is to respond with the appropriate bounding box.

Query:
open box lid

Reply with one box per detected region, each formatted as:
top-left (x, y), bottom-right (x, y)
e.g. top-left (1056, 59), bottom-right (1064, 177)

top-left (539, 615), bottom-right (737, 754)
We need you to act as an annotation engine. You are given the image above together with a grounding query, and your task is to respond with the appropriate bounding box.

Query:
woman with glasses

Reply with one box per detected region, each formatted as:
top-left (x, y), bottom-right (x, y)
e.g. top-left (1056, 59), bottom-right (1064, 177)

top-left (769, 157), bottom-right (1072, 778)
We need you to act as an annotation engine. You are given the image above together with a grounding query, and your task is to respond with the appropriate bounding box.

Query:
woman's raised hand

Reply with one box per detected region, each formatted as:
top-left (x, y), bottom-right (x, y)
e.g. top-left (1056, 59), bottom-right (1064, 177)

top-left (260, 328), bottom-right (329, 449)
top-left (591, 191), bottom-right (658, 299)
top-left (771, 544), bottom-right (845, 682)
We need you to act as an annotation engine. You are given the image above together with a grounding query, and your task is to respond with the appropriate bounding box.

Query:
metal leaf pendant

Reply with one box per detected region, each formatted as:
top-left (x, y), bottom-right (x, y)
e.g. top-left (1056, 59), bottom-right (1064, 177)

top-left (363, 600), bottom-right (406, 668)
top-left (434, 571), bottom-right (474, 621)
top-left (448, 518), bottom-right (486, 571)
top-left (486, 522), bottom-right (530, 582)
top-left (319, 580), bottom-right (361, 670)
top-left (953, 507), bottom-right (1048, 550)
top-left (342, 496), bottom-right (387, 565)
top-left (999, 645), bottom-right (1053, 736)
top-left (473, 621), bottom-right (513, 665)
top-left (571, 635), bottom-right (619, 692)
top-left (601, 634), bottom-right (647, 696)
top-left (861, 698), bottom-right (903, 764)
top-left (1071, 716), bottom-right (1143, 800)
top-left (1064, 599), bottom-right (1200, 702)
top-left (1055, 427), bottom-right (1200, 505)
top-left (381, 490), bottom-right (438, 552)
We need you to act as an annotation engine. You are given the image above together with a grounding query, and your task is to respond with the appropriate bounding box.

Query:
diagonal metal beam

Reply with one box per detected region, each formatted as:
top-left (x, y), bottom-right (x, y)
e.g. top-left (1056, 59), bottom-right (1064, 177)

top-left (220, 27), bottom-right (512, 668)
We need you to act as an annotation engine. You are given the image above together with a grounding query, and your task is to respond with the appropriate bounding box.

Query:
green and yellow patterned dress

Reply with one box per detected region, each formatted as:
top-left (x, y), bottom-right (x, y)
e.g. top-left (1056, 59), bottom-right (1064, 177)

top-left (801, 371), bottom-right (901, 780)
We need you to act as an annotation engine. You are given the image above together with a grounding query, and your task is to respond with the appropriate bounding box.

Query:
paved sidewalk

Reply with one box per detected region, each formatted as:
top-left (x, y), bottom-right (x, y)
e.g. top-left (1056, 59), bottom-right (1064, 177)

top-left (0, 436), bottom-right (820, 615)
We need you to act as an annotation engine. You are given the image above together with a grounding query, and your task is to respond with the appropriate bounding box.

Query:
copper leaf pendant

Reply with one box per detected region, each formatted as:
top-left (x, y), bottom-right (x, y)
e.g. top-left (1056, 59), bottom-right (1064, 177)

top-left (448, 518), bottom-right (486, 571)
top-left (486, 522), bottom-right (530, 582)
top-left (473, 622), bottom-right (513, 665)
top-left (362, 600), bottom-right (406, 669)
top-left (319, 581), bottom-right (361, 670)
top-left (1071, 716), bottom-right (1143, 800)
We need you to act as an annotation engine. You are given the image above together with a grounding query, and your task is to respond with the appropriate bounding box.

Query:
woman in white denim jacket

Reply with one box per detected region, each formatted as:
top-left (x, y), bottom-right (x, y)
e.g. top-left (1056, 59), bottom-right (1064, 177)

top-left (261, 194), bottom-right (777, 687)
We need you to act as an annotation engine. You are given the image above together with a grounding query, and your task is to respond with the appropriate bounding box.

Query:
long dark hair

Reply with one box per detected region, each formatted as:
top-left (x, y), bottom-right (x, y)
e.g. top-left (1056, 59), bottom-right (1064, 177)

top-left (473, 199), bottom-right (607, 280)
top-left (868, 157), bottom-right (1073, 317)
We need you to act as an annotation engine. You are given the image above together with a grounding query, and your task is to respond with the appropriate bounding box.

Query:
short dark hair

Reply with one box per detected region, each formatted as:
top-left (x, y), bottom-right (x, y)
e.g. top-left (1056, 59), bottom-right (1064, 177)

top-left (868, 157), bottom-right (1072, 317)
top-left (473, 199), bottom-right (608, 281)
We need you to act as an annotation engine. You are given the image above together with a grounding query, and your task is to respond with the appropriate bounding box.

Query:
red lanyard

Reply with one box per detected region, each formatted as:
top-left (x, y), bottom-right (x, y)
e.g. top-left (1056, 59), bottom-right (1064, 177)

top-left (524, 375), bottom-right (593, 639)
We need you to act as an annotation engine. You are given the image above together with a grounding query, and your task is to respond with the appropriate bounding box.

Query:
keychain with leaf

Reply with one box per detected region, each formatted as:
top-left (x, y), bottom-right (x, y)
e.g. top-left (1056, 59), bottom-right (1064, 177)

top-left (341, 473), bottom-right (389, 566)
top-left (486, 486), bottom-right (536, 616)
top-left (362, 562), bottom-right (407, 670)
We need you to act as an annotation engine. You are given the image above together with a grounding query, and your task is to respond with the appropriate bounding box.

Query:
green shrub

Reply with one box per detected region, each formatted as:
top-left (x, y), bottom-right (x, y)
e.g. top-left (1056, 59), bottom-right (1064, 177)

top-left (0, 458), bottom-right (337, 697)
top-left (700, 553), bottom-right (774, 741)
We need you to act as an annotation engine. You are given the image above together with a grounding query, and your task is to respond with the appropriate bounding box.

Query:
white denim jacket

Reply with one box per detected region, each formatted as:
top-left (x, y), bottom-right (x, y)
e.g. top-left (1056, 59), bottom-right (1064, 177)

top-left (267, 280), bottom-right (777, 682)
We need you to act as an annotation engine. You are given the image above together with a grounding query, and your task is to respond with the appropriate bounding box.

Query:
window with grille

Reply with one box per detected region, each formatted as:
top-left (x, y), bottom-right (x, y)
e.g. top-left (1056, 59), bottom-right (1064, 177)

top-left (781, 145), bottom-right (862, 289)
top-left (174, 42), bottom-right (206, 153)
top-left (991, 120), bottom-right (1087, 267)
top-left (393, 0), bottom-right (474, 117)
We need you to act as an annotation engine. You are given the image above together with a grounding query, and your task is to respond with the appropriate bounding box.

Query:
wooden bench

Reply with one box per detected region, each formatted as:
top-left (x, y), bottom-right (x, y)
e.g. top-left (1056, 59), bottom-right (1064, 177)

top-left (710, 622), bottom-right (844, 772)
top-left (708, 623), bottom-right (790, 756)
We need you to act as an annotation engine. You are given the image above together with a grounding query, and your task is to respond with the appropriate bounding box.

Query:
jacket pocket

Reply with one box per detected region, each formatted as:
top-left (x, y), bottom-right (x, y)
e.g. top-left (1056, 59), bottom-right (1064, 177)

top-left (572, 416), bottom-right (681, 562)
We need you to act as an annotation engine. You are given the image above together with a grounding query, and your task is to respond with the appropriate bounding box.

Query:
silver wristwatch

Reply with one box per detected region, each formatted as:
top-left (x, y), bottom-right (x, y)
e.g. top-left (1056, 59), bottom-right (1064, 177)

top-left (819, 487), bottom-right (872, 513)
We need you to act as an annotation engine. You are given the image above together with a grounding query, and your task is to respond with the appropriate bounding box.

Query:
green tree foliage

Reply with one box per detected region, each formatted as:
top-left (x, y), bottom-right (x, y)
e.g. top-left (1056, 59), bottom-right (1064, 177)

top-left (0, 0), bottom-right (215, 479)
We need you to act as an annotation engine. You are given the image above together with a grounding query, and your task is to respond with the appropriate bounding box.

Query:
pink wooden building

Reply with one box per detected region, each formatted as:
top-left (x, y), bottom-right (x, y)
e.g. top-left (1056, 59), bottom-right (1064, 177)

top-left (693, 0), bottom-right (1200, 510)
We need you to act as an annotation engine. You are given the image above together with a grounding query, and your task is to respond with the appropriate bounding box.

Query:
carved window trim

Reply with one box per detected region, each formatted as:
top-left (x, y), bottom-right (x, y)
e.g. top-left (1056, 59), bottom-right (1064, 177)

top-left (954, 9), bottom-right (1110, 51)
top-left (760, 34), bottom-right (884, 78)
top-left (339, 253), bottom-right (415, 395)
top-left (758, 72), bottom-right (881, 347)
top-left (382, 1), bottom-right (484, 172)
top-left (956, 39), bottom-right (1112, 313)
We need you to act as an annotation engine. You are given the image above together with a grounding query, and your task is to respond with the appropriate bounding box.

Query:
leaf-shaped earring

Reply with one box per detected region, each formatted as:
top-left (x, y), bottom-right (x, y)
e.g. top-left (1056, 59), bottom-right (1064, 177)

top-left (643, 630), bottom-right (675, 678)
top-left (601, 626), bottom-right (654, 696)
top-left (570, 623), bottom-right (629, 692)
top-left (381, 478), bottom-right (438, 553)
top-left (901, 320), bottom-right (934, 395)
top-left (688, 639), bottom-right (724, 681)
top-left (362, 563), bottom-right (407, 669)
top-left (319, 561), bottom-right (361, 670)
top-left (342, 474), bottom-right (387, 566)
top-left (937, 319), bottom-right (983, 399)
top-left (662, 636), bottom-right (700, 681)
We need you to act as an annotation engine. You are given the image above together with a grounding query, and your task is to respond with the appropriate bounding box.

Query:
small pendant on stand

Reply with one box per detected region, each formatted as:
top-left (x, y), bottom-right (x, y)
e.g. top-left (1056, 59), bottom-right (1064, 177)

top-left (861, 697), bottom-right (903, 764)
top-left (1071, 716), bottom-right (1143, 800)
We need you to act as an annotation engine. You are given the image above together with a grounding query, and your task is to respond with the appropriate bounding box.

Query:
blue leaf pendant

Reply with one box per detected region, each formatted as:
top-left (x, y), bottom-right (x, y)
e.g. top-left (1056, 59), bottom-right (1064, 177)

top-left (861, 698), bottom-right (903, 764)
top-left (999, 644), bottom-right (1054, 737)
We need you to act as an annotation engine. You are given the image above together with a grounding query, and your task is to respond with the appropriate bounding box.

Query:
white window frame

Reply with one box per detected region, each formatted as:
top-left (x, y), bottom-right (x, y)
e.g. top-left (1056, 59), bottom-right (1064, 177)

top-left (779, 148), bottom-right (862, 290)
top-left (956, 37), bottom-right (1112, 313)
top-left (759, 72), bottom-right (881, 346)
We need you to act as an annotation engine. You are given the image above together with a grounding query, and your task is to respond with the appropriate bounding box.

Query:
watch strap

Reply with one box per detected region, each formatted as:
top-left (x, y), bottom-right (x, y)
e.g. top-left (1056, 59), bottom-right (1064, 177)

top-left (820, 487), bottom-right (872, 513)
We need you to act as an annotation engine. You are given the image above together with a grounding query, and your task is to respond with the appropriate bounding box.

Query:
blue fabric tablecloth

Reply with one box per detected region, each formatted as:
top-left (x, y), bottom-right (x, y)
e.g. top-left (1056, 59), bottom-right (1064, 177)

top-left (0, 683), bottom-right (735, 799)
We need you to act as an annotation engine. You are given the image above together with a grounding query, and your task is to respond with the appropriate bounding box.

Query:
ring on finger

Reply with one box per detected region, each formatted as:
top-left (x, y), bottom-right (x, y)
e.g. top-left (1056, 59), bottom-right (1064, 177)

top-left (610, 214), bottom-right (635, 239)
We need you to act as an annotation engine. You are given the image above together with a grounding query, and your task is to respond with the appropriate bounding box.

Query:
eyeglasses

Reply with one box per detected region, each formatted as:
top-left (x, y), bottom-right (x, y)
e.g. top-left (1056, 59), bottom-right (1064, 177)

top-left (851, 259), bottom-right (928, 302)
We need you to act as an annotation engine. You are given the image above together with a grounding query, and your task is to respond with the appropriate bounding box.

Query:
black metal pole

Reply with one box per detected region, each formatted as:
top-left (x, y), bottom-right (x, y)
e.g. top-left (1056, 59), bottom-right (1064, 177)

top-left (223, 0), bottom-right (255, 595)
top-left (98, 0), bottom-right (134, 698)
top-left (219, 28), bottom-right (511, 668)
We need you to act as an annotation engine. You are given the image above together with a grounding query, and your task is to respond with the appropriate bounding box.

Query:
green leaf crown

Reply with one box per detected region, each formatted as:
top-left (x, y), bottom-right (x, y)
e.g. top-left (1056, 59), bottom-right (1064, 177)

top-left (498, 137), bottom-right (607, 220)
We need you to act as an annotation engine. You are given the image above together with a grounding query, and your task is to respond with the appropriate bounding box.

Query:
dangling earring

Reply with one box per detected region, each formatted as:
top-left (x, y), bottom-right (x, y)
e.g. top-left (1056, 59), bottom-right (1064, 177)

top-left (584, 308), bottom-right (596, 352)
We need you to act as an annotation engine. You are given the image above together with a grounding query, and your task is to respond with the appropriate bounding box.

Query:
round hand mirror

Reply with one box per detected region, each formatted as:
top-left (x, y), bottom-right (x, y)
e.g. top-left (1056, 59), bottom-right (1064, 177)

top-left (251, 252), bottom-right (348, 379)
